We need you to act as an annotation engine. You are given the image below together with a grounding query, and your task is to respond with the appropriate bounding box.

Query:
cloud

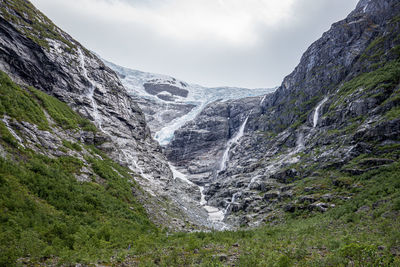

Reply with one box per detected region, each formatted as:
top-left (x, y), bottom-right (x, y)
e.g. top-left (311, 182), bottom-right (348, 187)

top-left (41, 0), bottom-right (296, 46)
top-left (30, 0), bottom-right (359, 88)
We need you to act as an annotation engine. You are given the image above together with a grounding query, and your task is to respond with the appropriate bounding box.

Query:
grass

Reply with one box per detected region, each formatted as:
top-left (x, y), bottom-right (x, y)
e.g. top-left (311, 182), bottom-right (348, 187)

top-left (29, 86), bottom-right (96, 131)
top-left (0, 71), bottom-right (49, 129)
top-left (0, 152), bottom-right (157, 266)
top-left (385, 105), bottom-right (400, 120)
top-left (62, 140), bottom-right (82, 152)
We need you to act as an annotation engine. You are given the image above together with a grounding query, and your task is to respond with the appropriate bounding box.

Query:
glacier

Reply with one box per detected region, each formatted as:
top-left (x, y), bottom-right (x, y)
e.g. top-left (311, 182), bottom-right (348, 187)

top-left (104, 59), bottom-right (276, 146)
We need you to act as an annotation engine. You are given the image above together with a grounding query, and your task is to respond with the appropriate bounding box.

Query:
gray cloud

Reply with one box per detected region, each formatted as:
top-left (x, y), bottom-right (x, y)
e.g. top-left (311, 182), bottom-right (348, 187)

top-left (31, 0), bottom-right (359, 88)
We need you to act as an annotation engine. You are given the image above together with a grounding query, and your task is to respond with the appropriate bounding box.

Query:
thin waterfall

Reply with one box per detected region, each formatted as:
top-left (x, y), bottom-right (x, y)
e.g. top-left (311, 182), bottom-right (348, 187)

top-left (313, 97), bottom-right (328, 128)
top-left (219, 115), bottom-right (249, 172)
top-left (78, 49), bottom-right (102, 130)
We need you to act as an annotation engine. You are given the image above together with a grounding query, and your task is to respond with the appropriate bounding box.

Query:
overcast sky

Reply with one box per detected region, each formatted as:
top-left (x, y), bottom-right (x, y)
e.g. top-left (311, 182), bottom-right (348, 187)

top-left (31, 0), bottom-right (359, 88)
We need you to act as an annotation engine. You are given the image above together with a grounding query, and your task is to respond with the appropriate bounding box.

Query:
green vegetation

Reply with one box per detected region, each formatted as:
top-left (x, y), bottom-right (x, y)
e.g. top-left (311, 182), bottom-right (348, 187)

top-left (0, 71), bottom-right (155, 265)
top-left (0, 71), bottom-right (95, 132)
top-left (0, 152), bottom-right (156, 266)
top-left (385, 105), bottom-right (400, 120)
top-left (62, 140), bottom-right (82, 152)
top-left (0, 71), bottom-right (49, 129)
top-left (339, 60), bottom-right (400, 95)
top-left (0, 70), bottom-right (399, 266)
top-left (29, 87), bottom-right (96, 131)
top-left (0, 120), bottom-right (18, 147)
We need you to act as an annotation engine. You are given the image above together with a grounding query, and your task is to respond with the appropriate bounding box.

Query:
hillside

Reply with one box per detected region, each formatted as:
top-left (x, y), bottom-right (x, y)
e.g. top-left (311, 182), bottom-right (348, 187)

top-left (167, 0), bottom-right (400, 227)
top-left (0, 0), bottom-right (399, 266)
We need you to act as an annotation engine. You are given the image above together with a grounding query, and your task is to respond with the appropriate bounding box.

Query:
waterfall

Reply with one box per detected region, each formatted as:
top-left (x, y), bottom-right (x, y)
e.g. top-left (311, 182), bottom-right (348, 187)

top-left (313, 97), bottom-right (328, 128)
top-left (77, 49), bottom-right (102, 130)
top-left (295, 131), bottom-right (305, 152)
top-left (219, 115), bottom-right (249, 172)
top-left (260, 95), bottom-right (267, 106)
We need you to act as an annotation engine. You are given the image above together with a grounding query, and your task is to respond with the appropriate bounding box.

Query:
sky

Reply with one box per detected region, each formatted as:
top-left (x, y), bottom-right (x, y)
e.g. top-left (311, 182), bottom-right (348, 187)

top-left (31, 0), bottom-right (359, 89)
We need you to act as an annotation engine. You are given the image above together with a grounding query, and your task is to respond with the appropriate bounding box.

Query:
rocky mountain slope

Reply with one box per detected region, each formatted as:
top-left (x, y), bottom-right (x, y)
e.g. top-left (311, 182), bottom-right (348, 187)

top-left (1, 0), bottom-right (400, 265)
top-left (0, 0), bottom-right (227, 231)
top-left (166, 0), bottom-right (400, 227)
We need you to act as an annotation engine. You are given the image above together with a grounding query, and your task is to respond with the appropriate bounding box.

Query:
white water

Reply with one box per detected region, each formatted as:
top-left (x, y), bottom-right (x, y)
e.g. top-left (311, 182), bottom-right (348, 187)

top-left (260, 94), bottom-right (267, 106)
top-left (313, 97), bottom-right (328, 128)
top-left (2, 118), bottom-right (25, 148)
top-left (169, 164), bottom-right (225, 222)
top-left (78, 49), bottom-right (102, 130)
top-left (295, 131), bottom-right (305, 152)
top-left (363, 3), bottom-right (369, 13)
top-left (225, 192), bottom-right (241, 214)
top-left (219, 116), bottom-right (249, 172)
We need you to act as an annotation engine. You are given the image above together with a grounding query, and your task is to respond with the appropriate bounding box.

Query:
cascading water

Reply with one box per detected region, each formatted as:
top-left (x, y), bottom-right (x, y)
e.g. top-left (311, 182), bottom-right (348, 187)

top-left (225, 192), bottom-right (241, 214)
top-left (260, 95), bottom-right (267, 106)
top-left (78, 49), bottom-right (102, 130)
top-left (295, 131), bottom-right (305, 152)
top-left (169, 164), bottom-right (226, 224)
top-left (219, 115), bottom-right (249, 172)
top-left (313, 97), bottom-right (328, 128)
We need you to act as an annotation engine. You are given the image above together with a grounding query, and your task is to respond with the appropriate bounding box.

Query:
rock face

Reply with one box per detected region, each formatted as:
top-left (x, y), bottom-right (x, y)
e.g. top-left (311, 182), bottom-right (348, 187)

top-left (166, 0), bottom-right (400, 227)
top-left (166, 96), bottom-right (264, 184)
top-left (0, 0), bottom-right (222, 231)
top-left (0, 4), bottom-right (170, 185)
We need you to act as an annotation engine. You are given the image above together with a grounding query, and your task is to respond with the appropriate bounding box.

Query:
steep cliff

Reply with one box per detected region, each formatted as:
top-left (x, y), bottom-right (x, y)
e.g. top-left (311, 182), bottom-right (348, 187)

top-left (166, 0), bottom-right (400, 226)
top-left (0, 0), bottom-right (224, 231)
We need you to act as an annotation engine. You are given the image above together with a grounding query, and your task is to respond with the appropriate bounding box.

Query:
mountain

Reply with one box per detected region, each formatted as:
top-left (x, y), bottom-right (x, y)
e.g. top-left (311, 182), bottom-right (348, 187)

top-left (1, 0), bottom-right (400, 266)
top-left (166, 0), bottom-right (400, 227)
top-left (0, 0), bottom-right (232, 236)
top-left (104, 59), bottom-right (276, 146)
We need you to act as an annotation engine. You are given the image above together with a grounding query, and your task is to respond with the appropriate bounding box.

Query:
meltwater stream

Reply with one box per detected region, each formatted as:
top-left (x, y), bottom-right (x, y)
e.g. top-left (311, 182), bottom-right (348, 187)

top-left (169, 164), bottom-right (228, 229)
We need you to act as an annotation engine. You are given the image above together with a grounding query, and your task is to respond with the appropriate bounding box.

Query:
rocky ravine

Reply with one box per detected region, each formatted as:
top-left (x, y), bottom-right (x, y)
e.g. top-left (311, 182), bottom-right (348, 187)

top-left (166, 0), bottom-right (400, 227)
top-left (0, 0), bottom-right (227, 231)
